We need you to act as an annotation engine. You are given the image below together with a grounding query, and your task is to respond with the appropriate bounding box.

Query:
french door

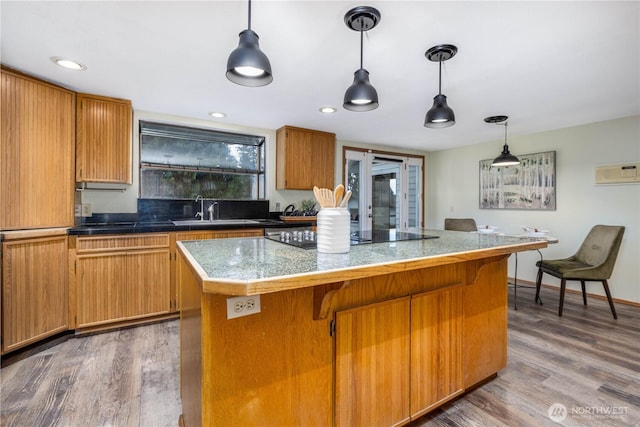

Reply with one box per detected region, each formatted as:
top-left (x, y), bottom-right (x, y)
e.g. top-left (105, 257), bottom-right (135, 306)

top-left (344, 149), bottom-right (423, 232)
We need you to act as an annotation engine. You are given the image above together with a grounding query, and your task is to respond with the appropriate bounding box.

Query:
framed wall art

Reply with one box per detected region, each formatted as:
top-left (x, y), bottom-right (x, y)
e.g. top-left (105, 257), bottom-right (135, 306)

top-left (479, 150), bottom-right (556, 210)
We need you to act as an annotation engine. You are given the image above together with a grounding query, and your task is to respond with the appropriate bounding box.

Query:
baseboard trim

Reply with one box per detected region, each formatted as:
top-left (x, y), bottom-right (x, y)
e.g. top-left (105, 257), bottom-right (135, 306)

top-left (509, 277), bottom-right (640, 308)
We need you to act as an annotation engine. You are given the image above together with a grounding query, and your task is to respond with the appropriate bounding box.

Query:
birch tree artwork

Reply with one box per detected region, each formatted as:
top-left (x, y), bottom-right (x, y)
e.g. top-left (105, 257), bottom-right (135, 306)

top-left (479, 151), bottom-right (556, 210)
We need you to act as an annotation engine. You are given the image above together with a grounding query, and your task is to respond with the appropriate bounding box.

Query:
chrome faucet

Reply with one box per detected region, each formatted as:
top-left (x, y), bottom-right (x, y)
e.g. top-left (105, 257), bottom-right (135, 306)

top-left (195, 195), bottom-right (204, 221)
top-left (207, 201), bottom-right (219, 221)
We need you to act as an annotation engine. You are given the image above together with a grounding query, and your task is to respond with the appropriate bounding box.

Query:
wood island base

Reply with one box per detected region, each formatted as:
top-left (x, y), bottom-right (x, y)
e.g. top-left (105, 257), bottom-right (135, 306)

top-left (178, 253), bottom-right (510, 426)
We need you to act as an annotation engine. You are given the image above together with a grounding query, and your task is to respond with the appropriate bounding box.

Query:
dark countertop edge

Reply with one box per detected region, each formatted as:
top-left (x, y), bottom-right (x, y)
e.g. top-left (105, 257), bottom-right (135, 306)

top-left (67, 220), bottom-right (314, 235)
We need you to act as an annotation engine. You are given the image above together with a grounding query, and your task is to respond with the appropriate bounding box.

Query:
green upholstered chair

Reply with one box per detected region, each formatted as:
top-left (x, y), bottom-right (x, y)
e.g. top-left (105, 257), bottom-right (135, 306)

top-left (535, 225), bottom-right (625, 319)
top-left (444, 218), bottom-right (477, 232)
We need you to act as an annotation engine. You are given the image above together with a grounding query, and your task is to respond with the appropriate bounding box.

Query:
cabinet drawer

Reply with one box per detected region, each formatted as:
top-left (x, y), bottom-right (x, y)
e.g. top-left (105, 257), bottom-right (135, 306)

top-left (76, 233), bottom-right (170, 252)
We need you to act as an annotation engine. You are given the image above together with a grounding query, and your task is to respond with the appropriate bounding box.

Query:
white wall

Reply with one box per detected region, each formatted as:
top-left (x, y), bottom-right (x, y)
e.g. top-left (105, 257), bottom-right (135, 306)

top-left (427, 115), bottom-right (640, 304)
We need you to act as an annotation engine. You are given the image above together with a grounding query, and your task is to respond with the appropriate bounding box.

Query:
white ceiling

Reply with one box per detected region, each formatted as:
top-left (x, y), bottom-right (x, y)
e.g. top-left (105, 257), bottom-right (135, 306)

top-left (1, 1), bottom-right (639, 152)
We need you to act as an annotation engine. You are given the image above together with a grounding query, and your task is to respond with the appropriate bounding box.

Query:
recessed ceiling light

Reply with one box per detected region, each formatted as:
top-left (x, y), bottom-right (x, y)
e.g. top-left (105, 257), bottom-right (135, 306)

top-left (319, 107), bottom-right (337, 114)
top-left (51, 56), bottom-right (87, 71)
top-left (209, 112), bottom-right (227, 118)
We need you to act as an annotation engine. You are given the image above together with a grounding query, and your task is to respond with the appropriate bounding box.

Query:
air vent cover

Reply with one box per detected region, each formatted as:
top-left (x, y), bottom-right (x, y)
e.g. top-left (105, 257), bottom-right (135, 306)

top-left (595, 163), bottom-right (640, 184)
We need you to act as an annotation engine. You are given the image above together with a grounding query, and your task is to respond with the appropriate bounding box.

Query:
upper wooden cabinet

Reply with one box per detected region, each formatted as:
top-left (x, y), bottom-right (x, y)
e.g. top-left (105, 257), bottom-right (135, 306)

top-left (276, 125), bottom-right (335, 190)
top-left (1, 67), bottom-right (75, 230)
top-left (76, 93), bottom-right (132, 184)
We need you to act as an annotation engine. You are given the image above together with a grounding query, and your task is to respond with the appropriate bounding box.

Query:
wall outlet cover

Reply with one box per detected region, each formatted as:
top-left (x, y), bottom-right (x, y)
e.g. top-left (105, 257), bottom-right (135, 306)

top-left (226, 295), bottom-right (261, 319)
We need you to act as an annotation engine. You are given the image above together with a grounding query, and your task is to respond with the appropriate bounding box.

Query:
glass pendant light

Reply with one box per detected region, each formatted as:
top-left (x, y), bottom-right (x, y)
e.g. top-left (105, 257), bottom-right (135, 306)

top-left (484, 115), bottom-right (520, 167)
top-left (424, 44), bottom-right (457, 128)
top-left (343, 6), bottom-right (380, 112)
top-left (226, 0), bottom-right (273, 87)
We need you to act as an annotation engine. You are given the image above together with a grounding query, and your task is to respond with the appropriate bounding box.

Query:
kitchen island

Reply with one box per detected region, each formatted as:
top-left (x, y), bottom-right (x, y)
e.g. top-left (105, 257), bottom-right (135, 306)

top-left (176, 230), bottom-right (547, 426)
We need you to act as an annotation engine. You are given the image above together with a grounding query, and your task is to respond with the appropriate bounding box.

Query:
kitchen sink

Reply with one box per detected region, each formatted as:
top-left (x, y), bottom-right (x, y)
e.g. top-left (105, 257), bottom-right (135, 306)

top-left (171, 219), bottom-right (260, 226)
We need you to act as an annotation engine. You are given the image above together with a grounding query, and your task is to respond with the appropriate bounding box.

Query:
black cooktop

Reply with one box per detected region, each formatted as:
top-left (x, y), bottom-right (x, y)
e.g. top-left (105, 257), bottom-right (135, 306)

top-left (351, 230), bottom-right (439, 244)
top-left (265, 229), bottom-right (438, 250)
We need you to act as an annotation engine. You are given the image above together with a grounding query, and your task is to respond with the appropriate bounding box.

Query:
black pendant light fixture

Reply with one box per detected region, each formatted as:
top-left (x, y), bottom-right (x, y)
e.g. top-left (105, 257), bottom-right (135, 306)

top-left (424, 44), bottom-right (457, 128)
top-left (343, 6), bottom-right (380, 112)
top-left (226, 0), bottom-right (272, 87)
top-left (484, 115), bottom-right (520, 167)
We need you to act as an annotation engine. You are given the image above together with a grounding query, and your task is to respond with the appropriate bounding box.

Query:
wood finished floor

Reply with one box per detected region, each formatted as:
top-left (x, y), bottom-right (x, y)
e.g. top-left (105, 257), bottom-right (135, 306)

top-left (1, 285), bottom-right (639, 427)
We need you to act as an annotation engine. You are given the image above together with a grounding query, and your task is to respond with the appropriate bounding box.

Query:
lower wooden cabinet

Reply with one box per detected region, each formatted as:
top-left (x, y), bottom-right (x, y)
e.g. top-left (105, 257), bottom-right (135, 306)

top-left (1, 232), bottom-right (69, 354)
top-left (335, 297), bottom-right (411, 427)
top-left (72, 233), bottom-right (171, 329)
top-left (335, 285), bottom-right (464, 426)
top-left (410, 285), bottom-right (463, 417)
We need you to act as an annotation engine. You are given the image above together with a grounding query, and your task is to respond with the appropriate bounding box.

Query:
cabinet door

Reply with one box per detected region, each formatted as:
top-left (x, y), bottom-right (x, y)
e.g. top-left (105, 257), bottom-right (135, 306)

top-left (76, 93), bottom-right (132, 183)
top-left (1, 236), bottom-right (69, 353)
top-left (126, 249), bottom-right (171, 318)
top-left (410, 285), bottom-right (464, 418)
top-left (1, 68), bottom-right (75, 230)
top-left (276, 126), bottom-right (335, 190)
top-left (335, 297), bottom-right (411, 427)
top-left (76, 253), bottom-right (127, 327)
top-left (463, 259), bottom-right (508, 387)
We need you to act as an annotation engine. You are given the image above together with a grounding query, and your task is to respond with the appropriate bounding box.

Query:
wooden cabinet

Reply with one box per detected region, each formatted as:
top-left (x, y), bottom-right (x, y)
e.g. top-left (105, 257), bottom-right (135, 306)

top-left (335, 297), bottom-right (411, 427)
top-left (76, 93), bottom-right (132, 183)
top-left (335, 285), bottom-right (464, 426)
top-left (1, 231), bottom-right (69, 353)
top-left (410, 285), bottom-right (463, 418)
top-left (1, 67), bottom-right (75, 230)
top-left (276, 125), bottom-right (335, 190)
top-left (73, 233), bottom-right (170, 329)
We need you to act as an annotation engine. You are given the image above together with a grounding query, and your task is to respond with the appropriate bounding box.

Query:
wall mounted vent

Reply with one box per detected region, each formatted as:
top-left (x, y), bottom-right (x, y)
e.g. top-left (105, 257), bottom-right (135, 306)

top-left (595, 163), bottom-right (640, 184)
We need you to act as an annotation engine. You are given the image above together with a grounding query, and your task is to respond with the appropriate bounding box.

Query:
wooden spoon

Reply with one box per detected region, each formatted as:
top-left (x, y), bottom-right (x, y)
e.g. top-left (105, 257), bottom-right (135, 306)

top-left (339, 190), bottom-right (352, 208)
top-left (321, 188), bottom-right (334, 208)
top-left (334, 184), bottom-right (344, 208)
top-left (313, 186), bottom-right (321, 206)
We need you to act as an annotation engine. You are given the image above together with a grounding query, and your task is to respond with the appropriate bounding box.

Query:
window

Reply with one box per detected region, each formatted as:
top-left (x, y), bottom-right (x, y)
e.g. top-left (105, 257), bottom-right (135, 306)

top-left (139, 121), bottom-right (265, 199)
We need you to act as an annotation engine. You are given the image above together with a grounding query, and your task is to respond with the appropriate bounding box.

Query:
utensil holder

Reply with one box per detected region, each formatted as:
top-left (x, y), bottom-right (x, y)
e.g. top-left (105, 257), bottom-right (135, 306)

top-left (316, 208), bottom-right (350, 253)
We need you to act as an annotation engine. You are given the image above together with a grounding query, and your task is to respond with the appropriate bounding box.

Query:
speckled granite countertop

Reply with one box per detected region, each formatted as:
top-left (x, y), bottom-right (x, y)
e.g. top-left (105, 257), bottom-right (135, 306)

top-left (177, 230), bottom-right (548, 296)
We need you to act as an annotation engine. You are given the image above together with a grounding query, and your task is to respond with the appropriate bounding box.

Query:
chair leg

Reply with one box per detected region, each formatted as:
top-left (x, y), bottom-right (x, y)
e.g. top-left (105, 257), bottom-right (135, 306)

top-left (601, 280), bottom-right (618, 320)
top-left (558, 278), bottom-right (567, 317)
top-left (581, 280), bottom-right (587, 305)
top-left (535, 268), bottom-right (543, 305)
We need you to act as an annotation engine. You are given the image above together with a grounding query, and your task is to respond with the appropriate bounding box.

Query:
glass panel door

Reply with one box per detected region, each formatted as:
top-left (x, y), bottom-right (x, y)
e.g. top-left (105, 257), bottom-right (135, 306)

top-left (344, 149), bottom-right (423, 232)
top-left (372, 159), bottom-right (401, 231)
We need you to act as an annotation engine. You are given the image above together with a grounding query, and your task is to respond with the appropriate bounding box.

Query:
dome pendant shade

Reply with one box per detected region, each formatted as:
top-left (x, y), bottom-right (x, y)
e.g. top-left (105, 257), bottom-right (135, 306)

top-left (424, 94), bottom-right (455, 128)
top-left (343, 6), bottom-right (381, 112)
top-left (492, 145), bottom-right (520, 166)
top-left (484, 115), bottom-right (520, 167)
top-left (226, 29), bottom-right (273, 87)
top-left (424, 44), bottom-right (457, 129)
top-left (344, 69), bottom-right (379, 111)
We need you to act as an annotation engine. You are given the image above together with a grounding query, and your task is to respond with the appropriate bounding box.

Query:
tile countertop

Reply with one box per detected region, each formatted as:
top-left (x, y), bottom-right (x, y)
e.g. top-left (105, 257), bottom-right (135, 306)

top-left (177, 230), bottom-right (548, 296)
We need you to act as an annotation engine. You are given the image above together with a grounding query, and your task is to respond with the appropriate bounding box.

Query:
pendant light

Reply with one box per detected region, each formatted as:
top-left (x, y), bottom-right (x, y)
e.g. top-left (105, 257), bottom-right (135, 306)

top-left (343, 6), bottom-right (380, 112)
top-left (424, 44), bottom-right (457, 128)
top-left (484, 115), bottom-right (520, 167)
top-left (226, 0), bottom-right (272, 87)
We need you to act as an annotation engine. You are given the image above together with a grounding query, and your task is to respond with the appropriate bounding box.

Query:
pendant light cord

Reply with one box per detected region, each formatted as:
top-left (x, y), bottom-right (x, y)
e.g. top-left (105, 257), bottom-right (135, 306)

top-left (247, 0), bottom-right (252, 30)
top-left (438, 56), bottom-right (443, 95)
top-left (359, 18), bottom-right (364, 70)
top-left (504, 122), bottom-right (509, 145)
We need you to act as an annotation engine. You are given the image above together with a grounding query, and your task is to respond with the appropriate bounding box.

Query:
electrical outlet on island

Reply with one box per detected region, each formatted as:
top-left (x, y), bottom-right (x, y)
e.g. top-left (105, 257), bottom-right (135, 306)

top-left (226, 295), bottom-right (261, 319)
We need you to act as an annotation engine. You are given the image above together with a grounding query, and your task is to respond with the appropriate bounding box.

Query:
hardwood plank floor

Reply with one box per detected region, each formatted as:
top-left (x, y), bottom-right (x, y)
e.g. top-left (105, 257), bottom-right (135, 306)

top-left (1, 286), bottom-right (638, 426)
